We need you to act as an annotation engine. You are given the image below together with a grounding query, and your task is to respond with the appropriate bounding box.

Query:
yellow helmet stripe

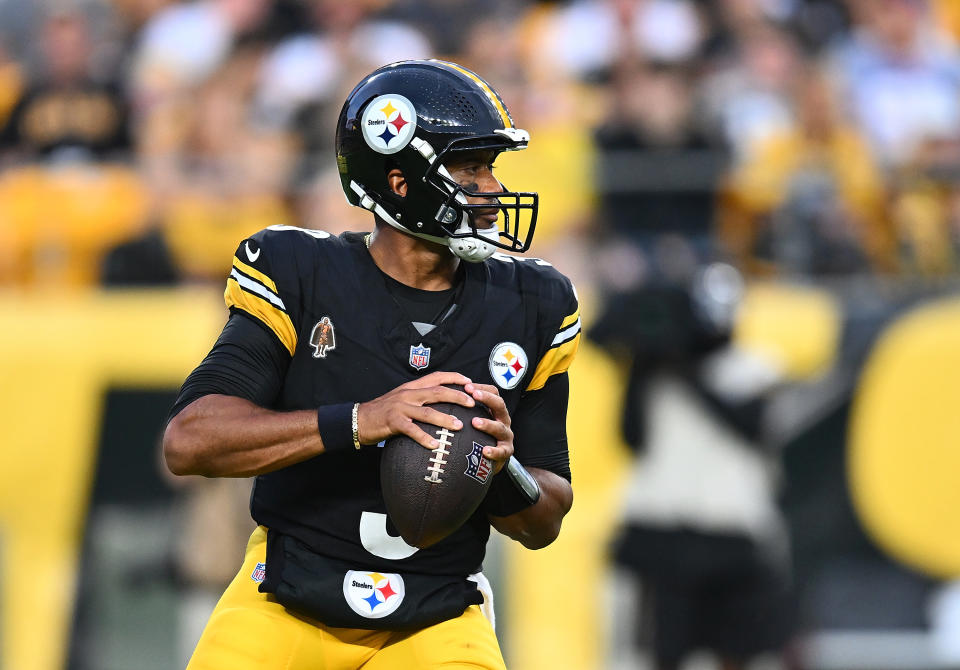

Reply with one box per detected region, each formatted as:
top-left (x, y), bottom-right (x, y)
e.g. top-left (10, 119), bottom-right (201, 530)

top-left (435, 61), bottom-right (513, 129)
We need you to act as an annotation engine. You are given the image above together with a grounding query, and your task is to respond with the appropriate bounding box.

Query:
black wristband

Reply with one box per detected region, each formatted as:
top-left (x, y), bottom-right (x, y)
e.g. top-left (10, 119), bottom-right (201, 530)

top-left (316, 403), bottom-right (354, 453)
top-left (484, 469), bottom-right (538, 517)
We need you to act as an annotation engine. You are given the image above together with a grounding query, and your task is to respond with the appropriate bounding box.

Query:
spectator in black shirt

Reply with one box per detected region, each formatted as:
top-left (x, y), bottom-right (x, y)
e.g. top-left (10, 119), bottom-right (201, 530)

top-left (593, 62), bottom-right (727, 271)
top-left (0, 10), bottom-right (129, 162)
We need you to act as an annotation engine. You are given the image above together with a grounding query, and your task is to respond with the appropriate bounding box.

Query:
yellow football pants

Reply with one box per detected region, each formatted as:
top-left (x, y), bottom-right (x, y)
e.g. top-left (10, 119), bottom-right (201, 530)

top-left (186, 527), bottom-right (507, 670)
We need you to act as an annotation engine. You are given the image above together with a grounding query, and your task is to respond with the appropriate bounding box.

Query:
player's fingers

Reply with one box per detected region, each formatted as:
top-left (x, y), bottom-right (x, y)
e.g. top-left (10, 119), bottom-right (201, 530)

top-left (472, 415), bottom-right (512, 442)
top-left (470, 387), bottom-right (506, 409)
top-left (409, 405), bottom-right (464, 433)
top-left (469, 388), bottom-right (509, 424)
top-left (397, 421), bottom-right (441, 450)
top-left (481, 444), bottom-right (513, 468)
top-left (402, 371), bottom-right (472, 391)
top-left (407, 385), bottom-right (475, 408)
top-left (465, 382), bottom-right (500, 397)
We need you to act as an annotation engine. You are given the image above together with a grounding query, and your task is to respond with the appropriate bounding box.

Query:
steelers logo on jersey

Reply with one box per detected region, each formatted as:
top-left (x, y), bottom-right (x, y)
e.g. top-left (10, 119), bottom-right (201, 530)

top-left (488, 342), bottom-right (528, 390)
top-left (361, 94), bottom-right (417, 155)
top-left (342, 570), bottom-right (405, 618)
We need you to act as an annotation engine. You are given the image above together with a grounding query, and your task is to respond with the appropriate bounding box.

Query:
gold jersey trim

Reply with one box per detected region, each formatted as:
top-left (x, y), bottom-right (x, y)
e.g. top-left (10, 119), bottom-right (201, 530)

top-left (224, 278), bottom-right (297, 356)
top-left (527, 304), bottom-right (582, 391)
top-left (526, 332), bottom-right (580, 392)
top-left (559, 307), bottom-right (580, 332)
top-left (233, 256), bottom-right (278, 293)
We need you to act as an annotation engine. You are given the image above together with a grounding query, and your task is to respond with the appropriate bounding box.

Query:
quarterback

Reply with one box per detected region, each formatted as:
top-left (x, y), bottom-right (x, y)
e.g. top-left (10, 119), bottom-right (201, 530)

top-left (163, 60), bottom-right (580, 669)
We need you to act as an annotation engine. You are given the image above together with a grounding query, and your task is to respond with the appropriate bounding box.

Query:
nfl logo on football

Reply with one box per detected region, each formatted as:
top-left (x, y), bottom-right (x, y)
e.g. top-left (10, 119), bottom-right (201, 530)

top-left (409, 343), bottom-right (431, 370)
top-left (464, 442), bottom-right (492, 484)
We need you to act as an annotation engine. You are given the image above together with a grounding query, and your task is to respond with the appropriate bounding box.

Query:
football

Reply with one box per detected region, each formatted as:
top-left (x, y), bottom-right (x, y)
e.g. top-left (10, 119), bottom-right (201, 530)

top-left (380, 386), bottom-right (496, 548)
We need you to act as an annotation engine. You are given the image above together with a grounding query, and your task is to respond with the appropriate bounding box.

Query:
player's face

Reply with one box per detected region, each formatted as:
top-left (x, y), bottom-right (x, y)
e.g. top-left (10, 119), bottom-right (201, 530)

top-left (443, 150), bottom-right (504, 229)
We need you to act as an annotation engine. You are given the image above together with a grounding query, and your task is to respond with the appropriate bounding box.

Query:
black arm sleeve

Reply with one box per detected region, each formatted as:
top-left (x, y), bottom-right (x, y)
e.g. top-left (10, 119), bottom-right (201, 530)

top-left (484, 372), bottom-right (571, 516)
top-left (511, 372), bottom-right (572, 481)
top-left (166, 310), bottom-right (291, 423)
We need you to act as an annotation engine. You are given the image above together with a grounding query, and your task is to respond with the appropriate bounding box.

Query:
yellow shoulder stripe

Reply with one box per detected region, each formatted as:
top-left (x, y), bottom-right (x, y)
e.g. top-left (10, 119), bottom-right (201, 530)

top-left (436, 61), bottom-right (513, 129)
top-left (526, 333), bottom-right (580, 392)
top-left (233, 256), bottom-right (278, 293)
top-left (560, 307), bottom-right (580, 331)
top-left (224, 280), bottom-right (297, 356)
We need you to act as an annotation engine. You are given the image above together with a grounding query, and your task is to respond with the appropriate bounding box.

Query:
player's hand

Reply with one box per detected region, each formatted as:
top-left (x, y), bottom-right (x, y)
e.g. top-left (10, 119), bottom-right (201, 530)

top-left (357, 371), bottom-right (476, 450)
top-left (464, 382), bottom-right (514, 474)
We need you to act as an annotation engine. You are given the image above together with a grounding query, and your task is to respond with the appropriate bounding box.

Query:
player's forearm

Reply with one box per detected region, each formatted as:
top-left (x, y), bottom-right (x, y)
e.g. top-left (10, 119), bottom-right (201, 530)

top-left (489, 467), bottom-right (573, 550)
top-left (163, 394), bottom-right (325, 478)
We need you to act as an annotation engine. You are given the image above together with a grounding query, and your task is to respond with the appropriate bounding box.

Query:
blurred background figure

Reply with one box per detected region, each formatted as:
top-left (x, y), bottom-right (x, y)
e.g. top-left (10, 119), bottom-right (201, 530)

top-left (592, 61), bottom-right (724, 273)
top-left (129, 0), bottom-right (271, 107)
top-left (0, 8), bottom-right (129, 162)
top-left (591, 261), bottom-right (793, 670)
top-left (831, 0), bottom-right (960, 168)
top-left (700, 19), bottom-right (801, 164)
top-left (166, 476), bottom-right (254, 667)
top-left (3, 1), bottom-right (960, 670)
top-left (721, 66), bottom-right (893, 276)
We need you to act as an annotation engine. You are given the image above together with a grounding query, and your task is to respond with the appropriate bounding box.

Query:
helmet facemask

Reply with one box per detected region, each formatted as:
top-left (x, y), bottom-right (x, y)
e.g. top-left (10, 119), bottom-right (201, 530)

top-left (429, 164), bottom-right (538, 255)
top-left (398, 133), bottom-right (538, 261)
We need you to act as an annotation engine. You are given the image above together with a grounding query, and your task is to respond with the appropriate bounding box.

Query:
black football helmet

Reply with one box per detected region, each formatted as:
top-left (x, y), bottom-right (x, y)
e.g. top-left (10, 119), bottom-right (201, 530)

top-left (335, 60), bottom-right (537, 262)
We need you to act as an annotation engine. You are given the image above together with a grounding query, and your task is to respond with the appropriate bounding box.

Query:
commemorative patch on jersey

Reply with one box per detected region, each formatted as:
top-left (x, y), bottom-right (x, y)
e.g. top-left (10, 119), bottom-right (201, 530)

top-left (409, 343), bottom-right (431, 370)
top-left (309, 317), bottom-right (336, 358)
top-left (362, 94), bottom-right (417, 155)
top-left (343, 570), bottom-right (405, 618)
top-left (464, 441), bottom-right (493, 484)
top-left (488, 342), bottom-right (528, 390)
top-left (251, 562), bottom-right (266, 583)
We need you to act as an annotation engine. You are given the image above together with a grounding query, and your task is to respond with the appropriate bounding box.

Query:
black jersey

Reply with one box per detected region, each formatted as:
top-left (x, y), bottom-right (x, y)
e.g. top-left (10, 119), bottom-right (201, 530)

top-left (221, 226), bottom-right (580, 577)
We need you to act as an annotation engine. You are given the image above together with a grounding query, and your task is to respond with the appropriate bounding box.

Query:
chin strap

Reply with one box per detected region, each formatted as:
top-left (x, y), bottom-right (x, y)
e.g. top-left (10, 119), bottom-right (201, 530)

top-left (349, 180), bottom-right (497, 263)
top-left (447, 221), bottom-right (498, 262)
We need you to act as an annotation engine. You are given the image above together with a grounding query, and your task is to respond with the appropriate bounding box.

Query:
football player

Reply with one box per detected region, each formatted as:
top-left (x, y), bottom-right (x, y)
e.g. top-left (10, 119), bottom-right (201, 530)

top-left (163, 60), bottom-right (580, 669)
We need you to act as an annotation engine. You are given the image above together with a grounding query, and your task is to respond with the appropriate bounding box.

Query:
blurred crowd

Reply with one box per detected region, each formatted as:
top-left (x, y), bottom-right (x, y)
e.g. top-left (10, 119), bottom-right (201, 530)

top-left (1, 0), bottom-right (960, 291)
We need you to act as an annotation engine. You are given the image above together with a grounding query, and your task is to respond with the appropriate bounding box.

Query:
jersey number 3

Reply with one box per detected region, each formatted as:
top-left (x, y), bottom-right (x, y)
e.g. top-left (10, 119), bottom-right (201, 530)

top-left (359, 511), bottom-right (419, 560)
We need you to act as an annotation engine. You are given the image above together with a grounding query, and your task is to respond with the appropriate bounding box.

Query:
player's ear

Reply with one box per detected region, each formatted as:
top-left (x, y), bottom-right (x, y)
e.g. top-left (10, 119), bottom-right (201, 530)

top-left (387, 168), bottom-right (407, 198)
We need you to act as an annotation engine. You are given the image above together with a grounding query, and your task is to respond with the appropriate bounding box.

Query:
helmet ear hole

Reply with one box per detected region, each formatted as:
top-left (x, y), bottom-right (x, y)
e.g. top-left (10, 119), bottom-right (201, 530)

top-left (386, 167), bottom-right (407, 198)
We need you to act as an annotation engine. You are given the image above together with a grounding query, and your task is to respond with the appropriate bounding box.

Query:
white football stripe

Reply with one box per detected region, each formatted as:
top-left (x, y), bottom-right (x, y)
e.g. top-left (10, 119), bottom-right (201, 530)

top-left (230, 269), bottom-right (286, 310)
top-left (551, 317), bottom-right (581, 347)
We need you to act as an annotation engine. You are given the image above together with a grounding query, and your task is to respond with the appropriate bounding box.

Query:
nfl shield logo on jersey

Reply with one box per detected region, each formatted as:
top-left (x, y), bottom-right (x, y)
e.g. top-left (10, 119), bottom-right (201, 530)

top-left (409, 343), bottom-right (431, 370)
top-left (251, 562), bottom-right (266, 583)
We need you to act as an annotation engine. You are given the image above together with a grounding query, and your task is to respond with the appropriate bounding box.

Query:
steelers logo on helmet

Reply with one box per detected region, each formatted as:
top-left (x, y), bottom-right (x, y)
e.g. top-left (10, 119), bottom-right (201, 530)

top-left (488, 342), bottom-right (528, 390)
top-left (361, 94), bottom-right (417, 155)
top-left (342, 569), bottom-right (405, 618)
